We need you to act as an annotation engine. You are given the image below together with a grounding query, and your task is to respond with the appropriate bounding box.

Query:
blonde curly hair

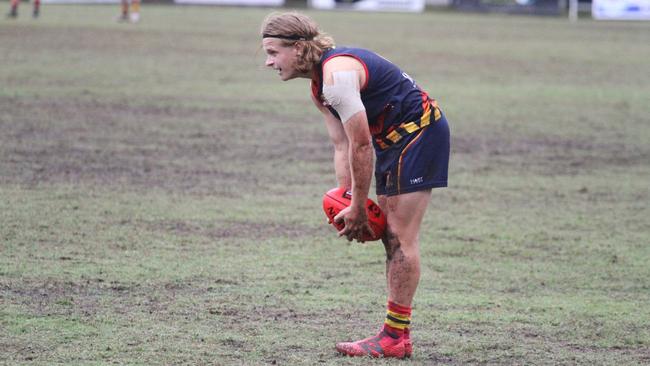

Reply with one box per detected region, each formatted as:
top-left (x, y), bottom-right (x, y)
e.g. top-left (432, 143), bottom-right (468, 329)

top-left (261, 12), bottom-right (335, 74)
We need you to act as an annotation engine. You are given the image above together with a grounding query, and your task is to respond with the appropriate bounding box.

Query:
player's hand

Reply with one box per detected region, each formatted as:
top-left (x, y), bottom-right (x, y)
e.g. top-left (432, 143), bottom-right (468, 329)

top-left (333, 206), bottom-right (375, 243)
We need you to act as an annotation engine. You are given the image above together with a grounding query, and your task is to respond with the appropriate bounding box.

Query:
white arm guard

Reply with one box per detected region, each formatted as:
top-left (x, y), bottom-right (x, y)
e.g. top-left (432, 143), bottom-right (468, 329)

top-left (322, 71), bottom-right (366, 124)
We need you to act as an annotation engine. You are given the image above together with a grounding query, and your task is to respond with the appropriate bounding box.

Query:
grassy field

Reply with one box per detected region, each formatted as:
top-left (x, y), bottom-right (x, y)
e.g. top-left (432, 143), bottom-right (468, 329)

top-left (2, 4), bottom-right (650, 365)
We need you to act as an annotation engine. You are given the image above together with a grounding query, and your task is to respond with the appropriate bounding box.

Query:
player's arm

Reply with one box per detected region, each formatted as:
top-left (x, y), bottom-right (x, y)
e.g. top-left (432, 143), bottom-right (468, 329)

top-left (310, 91), bottom-right (351, 188)
top-left (321, 57), bottom-right (374, 242)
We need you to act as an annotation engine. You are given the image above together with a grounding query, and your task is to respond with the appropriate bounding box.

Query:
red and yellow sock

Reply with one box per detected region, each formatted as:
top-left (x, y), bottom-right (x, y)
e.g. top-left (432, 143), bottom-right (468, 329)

top-left (383, 301), bottom-right (411, 338)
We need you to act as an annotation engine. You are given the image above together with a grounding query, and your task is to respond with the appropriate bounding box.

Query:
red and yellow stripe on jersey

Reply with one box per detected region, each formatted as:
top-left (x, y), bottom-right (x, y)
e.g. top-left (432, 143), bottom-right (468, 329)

top-left (376, 96), bottom-right (442, 150)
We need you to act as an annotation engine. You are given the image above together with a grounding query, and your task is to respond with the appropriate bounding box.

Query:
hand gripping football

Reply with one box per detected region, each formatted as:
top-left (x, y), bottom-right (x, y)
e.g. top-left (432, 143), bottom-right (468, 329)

top-left (322, 187), bottom-right (387, 241)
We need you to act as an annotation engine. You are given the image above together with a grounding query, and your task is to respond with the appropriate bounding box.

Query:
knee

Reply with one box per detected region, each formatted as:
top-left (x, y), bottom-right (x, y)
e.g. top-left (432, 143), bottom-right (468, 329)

top-left (383, 230), bottom-right (420, 262)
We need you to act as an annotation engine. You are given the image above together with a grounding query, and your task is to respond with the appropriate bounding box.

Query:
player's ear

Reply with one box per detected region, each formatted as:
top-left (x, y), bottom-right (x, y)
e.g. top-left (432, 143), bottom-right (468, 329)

top-left (293, 42), bottom-right (302, 56)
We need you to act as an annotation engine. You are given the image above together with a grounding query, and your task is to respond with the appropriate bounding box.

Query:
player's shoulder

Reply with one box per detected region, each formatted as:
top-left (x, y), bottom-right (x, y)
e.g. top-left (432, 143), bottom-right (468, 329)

top-left (323, 56), bottom-right (361, 71)
top-left (321, 47), bottom-right (369, 85)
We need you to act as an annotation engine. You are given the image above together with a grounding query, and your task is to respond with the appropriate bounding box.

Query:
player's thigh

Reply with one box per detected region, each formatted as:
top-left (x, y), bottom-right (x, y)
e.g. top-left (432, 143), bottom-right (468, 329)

top-left (378, 189), bottom-right (432, 245)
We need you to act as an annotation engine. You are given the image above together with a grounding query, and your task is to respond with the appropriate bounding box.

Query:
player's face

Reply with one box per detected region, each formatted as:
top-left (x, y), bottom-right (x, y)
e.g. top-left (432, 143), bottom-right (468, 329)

top-left (263, 38), bottom-right (301, 81)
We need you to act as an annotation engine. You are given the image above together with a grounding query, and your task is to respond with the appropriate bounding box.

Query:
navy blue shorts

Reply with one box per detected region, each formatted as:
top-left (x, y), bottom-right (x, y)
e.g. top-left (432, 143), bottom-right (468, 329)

top-left (374, 111), bottom-right (450, 196)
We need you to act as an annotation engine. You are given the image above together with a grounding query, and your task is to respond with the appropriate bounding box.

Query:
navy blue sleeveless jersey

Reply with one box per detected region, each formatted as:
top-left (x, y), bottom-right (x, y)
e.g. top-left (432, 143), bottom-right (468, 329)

top-left (311, 47), bottom-right (450, 196)
top-left (311, 47), bottom-right (431, 140)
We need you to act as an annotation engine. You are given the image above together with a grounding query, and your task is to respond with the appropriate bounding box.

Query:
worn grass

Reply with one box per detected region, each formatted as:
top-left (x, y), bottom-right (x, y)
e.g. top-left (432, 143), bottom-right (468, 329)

top-left (1, 4), bottom-right (650, 365)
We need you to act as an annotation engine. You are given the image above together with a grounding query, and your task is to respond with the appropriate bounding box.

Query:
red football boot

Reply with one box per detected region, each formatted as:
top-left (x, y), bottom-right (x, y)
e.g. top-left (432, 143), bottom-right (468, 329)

top-left (335, 327), bottom-right (408, 358)
top-left (404, 328), bottom-right (412, 358)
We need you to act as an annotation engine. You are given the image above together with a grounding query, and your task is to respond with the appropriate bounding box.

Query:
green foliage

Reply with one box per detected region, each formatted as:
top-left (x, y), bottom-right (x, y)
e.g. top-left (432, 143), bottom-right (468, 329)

top-left (1, 5), bottom-right (649, 365)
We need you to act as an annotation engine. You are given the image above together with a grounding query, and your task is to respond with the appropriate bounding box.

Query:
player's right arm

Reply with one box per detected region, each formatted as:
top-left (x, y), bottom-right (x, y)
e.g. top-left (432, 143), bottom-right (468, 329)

top-left (311, 91), bottom-right (352, 188)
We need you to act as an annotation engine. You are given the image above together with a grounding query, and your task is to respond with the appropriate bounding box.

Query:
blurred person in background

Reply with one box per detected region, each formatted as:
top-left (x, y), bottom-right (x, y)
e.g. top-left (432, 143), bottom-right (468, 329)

top-left (117, 0), bottom-right (140, 23)
top-left (7, 0), bottom-right (40, 18)
top-left (260, 12), bottom-right (450, 359)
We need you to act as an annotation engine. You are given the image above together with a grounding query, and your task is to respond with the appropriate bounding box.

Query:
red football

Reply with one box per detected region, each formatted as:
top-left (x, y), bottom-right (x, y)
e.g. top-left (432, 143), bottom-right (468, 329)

top-left (322, 187), bottom-right (387, 241)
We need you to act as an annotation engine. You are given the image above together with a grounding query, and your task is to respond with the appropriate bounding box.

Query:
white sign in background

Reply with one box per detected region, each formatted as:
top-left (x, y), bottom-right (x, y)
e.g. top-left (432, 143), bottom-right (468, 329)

top-left (310, 0), bottom-right (425, 13)
top-left (175, 0), bottom-right (284, 5)
top-left (592, 0), bottom-right (650, 19)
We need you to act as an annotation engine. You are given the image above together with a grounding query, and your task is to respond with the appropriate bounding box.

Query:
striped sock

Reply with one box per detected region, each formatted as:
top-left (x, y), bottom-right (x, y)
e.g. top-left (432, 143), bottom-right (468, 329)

top-left (383, 301), bottom-right (411, 338)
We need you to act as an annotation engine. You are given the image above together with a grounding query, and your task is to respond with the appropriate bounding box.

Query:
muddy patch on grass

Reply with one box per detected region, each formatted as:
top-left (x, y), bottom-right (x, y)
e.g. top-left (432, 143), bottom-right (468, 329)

top-left (1, 277), bottom-right (233, 319)
top-left (3, 277), bottom-right (345, 363)
top-left (0, 96), bottom-right (330, 195)
top-left (8, 94), bottom-right (647, 194)
top-left (453, 134), bottom-right (649, 174)
top-left (2, 278), bottom-right (104, 318)
top-left (139, 219), bottom-right (329, 240)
